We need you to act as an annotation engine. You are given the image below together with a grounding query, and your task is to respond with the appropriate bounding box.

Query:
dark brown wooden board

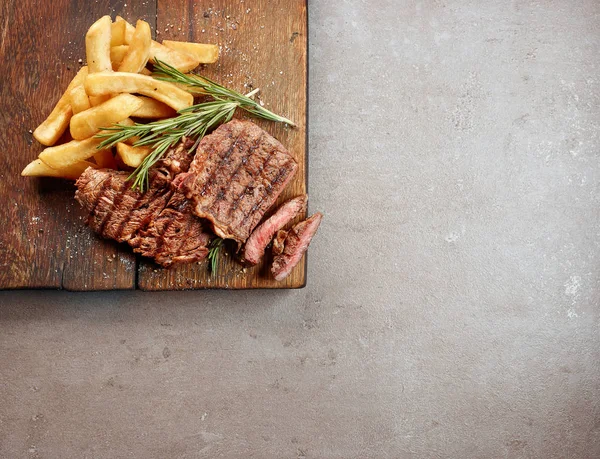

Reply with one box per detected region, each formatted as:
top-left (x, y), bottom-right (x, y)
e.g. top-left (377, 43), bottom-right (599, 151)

top-left (0, 0), bottom-right (308, 290)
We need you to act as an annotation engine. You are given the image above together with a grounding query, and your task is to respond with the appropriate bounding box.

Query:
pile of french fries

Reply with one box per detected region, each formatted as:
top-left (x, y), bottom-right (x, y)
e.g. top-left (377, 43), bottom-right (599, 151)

top-left (22, 15), bottom-right (219, 179)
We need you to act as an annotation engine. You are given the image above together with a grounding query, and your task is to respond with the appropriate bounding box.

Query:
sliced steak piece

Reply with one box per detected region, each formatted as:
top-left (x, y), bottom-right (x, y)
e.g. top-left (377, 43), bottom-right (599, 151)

top-left (271, 213), bottom-right (323, 281)
top-left (181, 119), bottom-right (298, 243)
top-left (272, 230), bottom-right (288, 256)
top-left (243, 195), bottom-right (307, 265)
top-left (75, 138), bottom-right (211, 267)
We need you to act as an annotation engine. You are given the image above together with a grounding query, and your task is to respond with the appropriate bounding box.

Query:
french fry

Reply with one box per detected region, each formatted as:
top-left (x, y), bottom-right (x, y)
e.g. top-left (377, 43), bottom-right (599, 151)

top-left (118, 20), bottom-right (151, 73)
top-left (68, 85), bottom-right (91, 114)
top-left (33, 66), bottom-right (88, 146)
top-left (39, 137), bottom-right (103, 169)
top-left (111, 18), bottom-right (126, 46)
top-left (131, 96), bottom-right (176, 119)
top-left (89, 94), bottom-right (112, 106)
top-left (139, 67), bottom-right (152, 76)
top-left (116, 142), bottom-right (152, 168)
top-left (70, 93), bottom-right (143, 140)
top-left (93, 149), bottom-right (117, 169)
top-left (85, 15), bottom-right (112, 73)
top-left (85, 72), bottom-right (193, 111)
top-left (118, 16), bottom-right (199, 72)
top-left (150, 41), bottom-right (200, 73)
top-left (110, 45), bottom-right (129, 69)
top-left (162, 40), bottom-right (219, 64)
top-left (21, 158), bottom-right (96, 180)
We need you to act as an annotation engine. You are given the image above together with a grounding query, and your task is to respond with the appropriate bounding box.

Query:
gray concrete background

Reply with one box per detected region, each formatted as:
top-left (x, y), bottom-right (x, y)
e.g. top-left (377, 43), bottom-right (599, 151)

top-left (2, 1), bottom-right (600, 457)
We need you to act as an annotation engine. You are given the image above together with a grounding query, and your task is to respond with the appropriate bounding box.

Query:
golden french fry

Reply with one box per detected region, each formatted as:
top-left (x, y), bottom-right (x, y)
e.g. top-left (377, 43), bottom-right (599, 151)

top-left (162, 40), bottom-right (219, 64)
top-left (85, 72), bottom-right (193, 111)
top-left (38, 137), bottom-right (103, 169)
top-left (118, 20), bottom-right (151, 73)
top-left (93, 149), bottom-right (117, 169)
top-left (68, 85), bottom-right (91, 114)
top-left (139, 67), bottom-right (152, 76)
top-left (111, 18), bottom-right (126, 46)
top-left (118, 16), bottom-right (199, 72)
top-left (116, 142), bottom-right (152, 168)
top-left (150, 41), bottom-right (199, 72)
top-left (70, 93), bottom-right (143, 140)
top-left (89, 94), bottom-right (112, 106)
top-left (118, 15), bottom-right (134, 43)
top-left (86, 15), bottom-right (112, 73)
top-left (21, 158), bottom-right (96, 180)
top-left (33, 66), bottom-right (88, 146)
top-left (131, 96), bottom-right (176, 118)
top-left (110, 45), bottom-right (129, 69)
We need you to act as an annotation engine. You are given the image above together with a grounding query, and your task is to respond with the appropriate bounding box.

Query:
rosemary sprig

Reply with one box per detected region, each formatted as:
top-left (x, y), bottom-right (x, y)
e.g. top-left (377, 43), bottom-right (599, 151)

top-left (96, 100), bottom-right (238, 191)
top-left (207, 238), bottom-right (223, 274)
top-left (95, 59), bottom-right (295, 191)
top-left (152, 60), bottom-right (296, 127)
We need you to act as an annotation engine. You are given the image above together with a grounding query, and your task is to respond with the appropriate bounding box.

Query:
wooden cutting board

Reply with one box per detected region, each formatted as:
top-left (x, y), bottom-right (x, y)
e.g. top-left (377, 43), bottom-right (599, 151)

top-left (0, 0), bottom-right (308, 290)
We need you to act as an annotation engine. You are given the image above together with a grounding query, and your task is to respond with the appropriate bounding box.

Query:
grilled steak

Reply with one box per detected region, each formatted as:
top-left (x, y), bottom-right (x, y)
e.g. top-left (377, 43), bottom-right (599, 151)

top-left (128, 188), bottom-right (210, 267)
top-left (243, 195), bottom-right (307, 265)
top-left (271, 213), bottom-right (323, 281)
top-left (180, 119), bottom-right (298, 244)
top-left (75, 138), bottom-right (211, 267)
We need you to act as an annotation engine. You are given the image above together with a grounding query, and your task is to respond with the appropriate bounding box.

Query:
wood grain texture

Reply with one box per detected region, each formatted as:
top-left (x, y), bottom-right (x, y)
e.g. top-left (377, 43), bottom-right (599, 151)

top-left (137, 0), bottom-right (308, 290)
top-left (0, 0), bottom-right (307, 290)
top-left (0, 0), bottom-right (155, 290)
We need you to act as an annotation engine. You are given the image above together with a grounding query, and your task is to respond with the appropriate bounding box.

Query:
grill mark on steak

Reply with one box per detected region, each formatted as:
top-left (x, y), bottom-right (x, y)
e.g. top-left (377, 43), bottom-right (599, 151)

top-left (114, 192), bottom-right (145, 241)
top-left (182, 119), bottom-right (298, 243)
top-left (99, 176), bottom-right (131, 237)
top-left (86, 174), bottom-right (111, 227)
top-left (228, 138), bottom-right (272, 211)
top-left (75, 138), bottom-right (211, 268)
top-left (220, 132), bottom-right (266, 217)
top-left (195, 128), bottom-right (241, 198)
top-left (236, 159), bottom-right (297, 233)
top-left (202, 130), bottom-right (256, 213)
top-left (226, 144), bottom-right (286, 231)
top-left (216, 139), bottom-right (274, 227)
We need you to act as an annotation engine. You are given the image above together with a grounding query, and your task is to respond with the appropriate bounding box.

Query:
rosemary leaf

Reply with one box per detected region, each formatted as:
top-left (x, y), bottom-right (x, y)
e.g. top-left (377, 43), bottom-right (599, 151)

top-left (207, 238), bottom-right (223, 274)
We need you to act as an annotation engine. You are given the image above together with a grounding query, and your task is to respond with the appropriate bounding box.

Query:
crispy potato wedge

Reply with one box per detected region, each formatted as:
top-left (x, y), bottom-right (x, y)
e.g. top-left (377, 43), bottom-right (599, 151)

top-left (162, 40), bottom-right (219, 64)
top-left (86, 15), bottom-right (112, 73)
top-left (22, 158), bottom-right (96, 180)
top-left (89, 94), bottom-right (112, 106)
top-left (150, 41), bottom-right (200, 73)
top-left (118, 16), bottom-right (199, 72)
top-left (33, 66), bottom-right (88, 146)
top-left (39, 137), bottom-right (104, 169)
top-left (68, 85), bottom-right (91, 114)
top-left (85, 72), bottom-right (193, 111)
top-left (70, 93), bottom-right (143, 140)
top-left (116, 142), bottom-right (152, 168)
top-left (131, 96), bottom-right (176, 119)
top-left (93, 149), bottom-right (117, 169)
top-left (118, 20), bottom-right (151, 73)
top-left (110, 18), bottom-right (126, 46)
top-left (110, 45), bottom-right (129, 69)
